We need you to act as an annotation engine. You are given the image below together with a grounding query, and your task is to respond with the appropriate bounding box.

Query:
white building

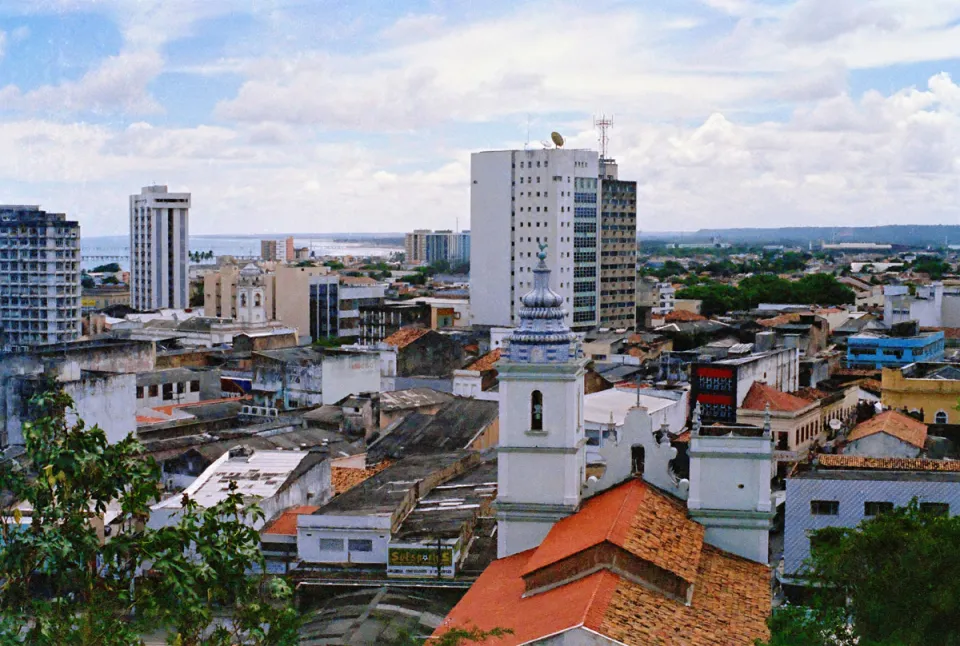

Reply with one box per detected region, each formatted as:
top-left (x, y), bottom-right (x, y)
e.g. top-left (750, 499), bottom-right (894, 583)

top-left (653, 282), bottom-right (676, 316)
top-left (130, 185), bottom-right (191, 311)
top-left (884, 282), bottom-right (960, 328)
top-left (470, 148), bottom-right (601, 331)
top-left (0, 205), bottom-right (81, 351)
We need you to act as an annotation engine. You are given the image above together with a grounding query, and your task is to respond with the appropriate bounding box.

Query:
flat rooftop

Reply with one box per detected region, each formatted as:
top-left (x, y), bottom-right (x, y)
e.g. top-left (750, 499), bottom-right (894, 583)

top-left (153, 449), bottom-right (312, 509)
top-left (584, 389), bottom-right (676, 426)
top-left (393, 453), bottom-right (496, 542)
top-left (314, 452), bottom-right (470, 517)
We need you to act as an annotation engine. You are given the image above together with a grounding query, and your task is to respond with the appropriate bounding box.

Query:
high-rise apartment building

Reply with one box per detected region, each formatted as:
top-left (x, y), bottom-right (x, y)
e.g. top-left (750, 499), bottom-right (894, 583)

top-left (470, 148), bottom-right (601, 330)
top-left (261, 239), bottom-right (278, 262)
top-left (598, 159), bottom-right (637, 328)
top-left (130, 185), bottom-right (191, 311)
top-left (0, 206), bottom-right (81, 352)
top-left (404, 229), bottom-right (471, 266)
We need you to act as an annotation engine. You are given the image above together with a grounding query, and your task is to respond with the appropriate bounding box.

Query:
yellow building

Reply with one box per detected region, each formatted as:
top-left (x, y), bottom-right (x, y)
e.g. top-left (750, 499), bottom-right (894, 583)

top-left (881, 363), bottom-right (960, 424)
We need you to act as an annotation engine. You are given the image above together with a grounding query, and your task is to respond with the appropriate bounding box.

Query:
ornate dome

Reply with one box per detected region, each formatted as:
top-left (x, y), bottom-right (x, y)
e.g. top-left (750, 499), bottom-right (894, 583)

top-left (504, 245), bottom-right (581, 364)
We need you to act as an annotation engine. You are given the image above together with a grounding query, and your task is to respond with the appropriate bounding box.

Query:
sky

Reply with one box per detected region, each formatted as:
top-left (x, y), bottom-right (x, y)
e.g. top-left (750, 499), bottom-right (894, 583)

top-left (1, 0), bottom-right (960, 236)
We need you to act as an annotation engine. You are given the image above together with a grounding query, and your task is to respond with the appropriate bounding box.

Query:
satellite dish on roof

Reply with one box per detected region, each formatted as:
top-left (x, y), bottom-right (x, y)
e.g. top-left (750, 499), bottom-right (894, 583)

top-left (829, 418), bottom-right (842, 431)
top-left (550, 131), bottom-right (564, 147)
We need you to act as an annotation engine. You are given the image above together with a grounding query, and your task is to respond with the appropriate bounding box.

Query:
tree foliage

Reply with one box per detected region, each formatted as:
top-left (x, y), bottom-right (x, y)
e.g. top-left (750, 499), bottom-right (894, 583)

top-left (0, 388), bottom-right (299, 645)
top-left (91, 263), bottom-right (122, 274)
top-left (677, 274), bottom-right (854, 315)
top-left (760, 500), bottom-right (960, 646)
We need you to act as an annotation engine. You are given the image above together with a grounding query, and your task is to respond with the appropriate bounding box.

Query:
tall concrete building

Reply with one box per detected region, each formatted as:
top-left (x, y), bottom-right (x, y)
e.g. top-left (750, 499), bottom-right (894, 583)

top-left (130, 185), bottom-right (190, 311)
top-left (470, 148), bottom-right (601, 330)
top-left (261, 239), bottom-right (278, 262)
top-left (0, 205), bottom-right (81, 352)
top-left (405, 229), bottom-right (471, 266)
top-left (598, 159), bottom-right (637, 328)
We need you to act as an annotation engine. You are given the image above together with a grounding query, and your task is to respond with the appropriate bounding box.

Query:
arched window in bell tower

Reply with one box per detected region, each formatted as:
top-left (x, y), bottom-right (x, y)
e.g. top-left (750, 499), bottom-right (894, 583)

top-left (240, 293), bottom-right (247, 307)
top-left (531, 390), bottom-right (543, 431)
top-left (255, 293), bottom-right (262, 307)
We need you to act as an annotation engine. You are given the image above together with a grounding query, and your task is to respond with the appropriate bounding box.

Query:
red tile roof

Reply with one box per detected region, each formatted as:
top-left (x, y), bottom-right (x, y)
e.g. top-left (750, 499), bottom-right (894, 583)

top-left (845, 410), bottom-right (927, 449)
top-left (434, 480), bottom-right (770, 646)
top-left (261, 505), bottom-right (320, 535)
top-left (920, 327), bottom-right (960, 340)
top-left (792, 387), bottom-right (830, 402)
top-left (741, 382), bottom-right (814, 413)
top-left (664, 310), bottom-right (706, 323)
top-left (465, 348), bottom-right (501, 372)
top-left (383, 326), bottom-right (431, 349)
top-left (331, 461), bottom-right (392, 495)
top-left (860, 379), bottom-right (882, 395)
top-left (818, 454), bottom-right (960, 471)
top-left (757, 313), bottom-right (802, 328)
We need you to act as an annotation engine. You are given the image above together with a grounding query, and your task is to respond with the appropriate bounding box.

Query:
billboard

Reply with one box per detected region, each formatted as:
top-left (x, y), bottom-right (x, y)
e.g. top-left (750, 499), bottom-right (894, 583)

top-left (387, 543), bottom-right (456, 578)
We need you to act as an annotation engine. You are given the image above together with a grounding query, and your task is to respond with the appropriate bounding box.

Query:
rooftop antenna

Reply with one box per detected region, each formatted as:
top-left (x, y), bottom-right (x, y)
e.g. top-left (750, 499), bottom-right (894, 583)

top-left (594, 114), bottom-right (613, 160)
top-left (525, 114), bottom-right (531, 151)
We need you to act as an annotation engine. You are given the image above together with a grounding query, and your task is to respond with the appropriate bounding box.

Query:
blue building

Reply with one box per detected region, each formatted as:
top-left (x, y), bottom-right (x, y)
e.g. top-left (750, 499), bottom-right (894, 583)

top-left (784, 455), bottom-right (960, 582)
top-left (846, 330), bottom-right (944, 369)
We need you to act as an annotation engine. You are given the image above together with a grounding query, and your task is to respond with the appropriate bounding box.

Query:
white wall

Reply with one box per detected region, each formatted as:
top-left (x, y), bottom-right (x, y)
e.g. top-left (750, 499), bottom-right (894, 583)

top-left (845, 433), bottom-right (920, 458)
top-left (470, 151), bottom-right (515, 327)
top-left (66, 373), bottom-right (136, 445)
top-left (297, 515), bottom-right (392, 564)
top-left (321, 353), bottom-right (381, 405)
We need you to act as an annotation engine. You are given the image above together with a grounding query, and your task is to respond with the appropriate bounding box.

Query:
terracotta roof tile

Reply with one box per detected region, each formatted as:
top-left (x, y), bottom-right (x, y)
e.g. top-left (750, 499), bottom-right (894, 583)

top-left (330, 460), bottom-right (392, 495)
top-left (741, 382), bottom-right (813, 413)
top-left (434, 480), bottom-right (769, 646)
top-left (383, 326), bottom-right (431, 349)
top-left (757, 313), bottom-right (801, 328)
top-left (845, 410), bottom-right (927, 449)
top-left (261, 505), bottom-right (320, 535)
top-left (920, 327), bottom-right (960, 340)
top-left (860, 379), bottom-right (882, 395)
top-left (664, 310), bottom-right (706, 322)
top-left (339, 275), bottom-right (379, 286)
top-left (465, 348), bottom-right (501, 372)
top-left (792, 387), bottom-right (830, 402)
top-left (817, 454), bottom-right (960, 471)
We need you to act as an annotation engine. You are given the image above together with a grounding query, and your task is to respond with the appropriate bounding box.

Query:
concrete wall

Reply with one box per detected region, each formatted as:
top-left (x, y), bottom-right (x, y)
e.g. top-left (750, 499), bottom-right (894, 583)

top-left (470, 151), bottom-right (516, 327)
top-left (67, 373), bottom-right (137, 445)
top-left (274, 265), bottom-right (330, 339)
top-left (734, 348), bottom-right (799, 406)
top-left (785, 475), bottom-right (960, 576)
top-left (297, 514), bottom-right (392, 564)
top-left (260, 458), bottom-right (332, 526)
top-left (844, 433), bottom-right (921, 458)
top-left (396, 332), bottom-right (464, 378)
top-left (321, 353), bottom-right (381, 405)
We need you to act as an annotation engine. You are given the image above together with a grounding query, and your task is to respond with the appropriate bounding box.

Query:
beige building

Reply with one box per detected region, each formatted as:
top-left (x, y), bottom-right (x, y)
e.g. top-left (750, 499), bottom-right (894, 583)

top-left (404, 229), bottom-right (429, 264)
top-left (204, 263), bottom-right (279, 321)
top-left (598, 160), bottom-right (637, 329)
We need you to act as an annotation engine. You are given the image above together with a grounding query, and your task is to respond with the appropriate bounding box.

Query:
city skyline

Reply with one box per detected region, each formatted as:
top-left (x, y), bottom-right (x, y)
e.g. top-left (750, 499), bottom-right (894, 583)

top-left (0, 1), bottom-right (959, 236)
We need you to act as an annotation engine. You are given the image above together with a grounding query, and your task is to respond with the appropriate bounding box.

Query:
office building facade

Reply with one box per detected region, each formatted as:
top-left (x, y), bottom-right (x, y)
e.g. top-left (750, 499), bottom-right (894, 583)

top-left (130, 185), bottom-right (190, 311)
top-left (470, 148), bottom-right (607, 330)
top-left (598, 160), bottom-right (637, 328)
top-left (0, 206), bottom-right (81, 352)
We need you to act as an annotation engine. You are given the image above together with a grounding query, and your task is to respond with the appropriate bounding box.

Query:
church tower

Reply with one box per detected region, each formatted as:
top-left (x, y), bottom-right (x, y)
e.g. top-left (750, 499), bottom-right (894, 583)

top-left (495, 245), bottom-right (587, 559)
top-left (236, 263), bottom-right (267, 324)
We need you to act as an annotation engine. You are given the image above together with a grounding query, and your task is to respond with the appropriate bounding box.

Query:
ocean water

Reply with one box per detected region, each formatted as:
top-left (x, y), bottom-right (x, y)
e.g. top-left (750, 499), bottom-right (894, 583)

top-left (81, 235), bottom-right (402, 271)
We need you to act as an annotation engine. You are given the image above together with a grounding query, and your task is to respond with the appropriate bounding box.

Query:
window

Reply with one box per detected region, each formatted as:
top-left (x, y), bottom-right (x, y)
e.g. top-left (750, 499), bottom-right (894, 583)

top-left (531, 390), bottom-right (543, 431)
top-left (864, 501), bottom-right (893, 516)
top-left (176, 382), bottom-right (185, 394)
top-left (190, 380), bottom-right (200, 392)
top-left (148, 384), bottom-right (159, 398)
top-left (162, 383), bottom-right (173, 401)
top-left (349, 539), bottom-right (373, 552)
top-left (936, 410), bottom-right (949, 424)
top-left (810, 500), bottom-right (839, 516)
top-left (920, 502), bottom-right (950, 516)
top-left (318, 538), bottom-right (344, 551)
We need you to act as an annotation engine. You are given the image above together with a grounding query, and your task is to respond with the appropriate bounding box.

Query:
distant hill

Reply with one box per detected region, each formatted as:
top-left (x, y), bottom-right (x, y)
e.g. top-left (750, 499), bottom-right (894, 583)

top-left (640, 225), bottom-right (960, 247)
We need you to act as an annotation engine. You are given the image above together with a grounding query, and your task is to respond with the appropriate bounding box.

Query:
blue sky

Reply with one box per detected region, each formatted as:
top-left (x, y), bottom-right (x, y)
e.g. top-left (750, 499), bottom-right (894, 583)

top-left (1, 0), bottom-right (960, 235)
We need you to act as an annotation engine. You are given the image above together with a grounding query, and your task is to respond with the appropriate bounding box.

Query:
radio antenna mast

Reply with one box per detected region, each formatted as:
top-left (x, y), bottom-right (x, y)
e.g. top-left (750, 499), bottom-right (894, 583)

top-left (594, 114), bottom-right (613, 160)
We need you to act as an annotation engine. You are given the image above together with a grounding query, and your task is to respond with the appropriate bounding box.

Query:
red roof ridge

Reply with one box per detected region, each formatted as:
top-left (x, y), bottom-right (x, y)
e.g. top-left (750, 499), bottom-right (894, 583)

top-left (383, 326), bottom-right (431, 348)
top-left (845, 410), bottom-right (927, 449)
top-left (741, 382), bottom-right (813, 413)
top-left (465, 348), bottom-right (501, 372)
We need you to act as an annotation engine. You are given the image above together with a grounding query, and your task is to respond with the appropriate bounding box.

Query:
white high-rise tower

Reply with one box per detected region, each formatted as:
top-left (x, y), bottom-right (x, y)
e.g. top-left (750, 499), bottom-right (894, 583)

top-left (130, 185), bottom-right (191, 311)
top-left (495, 245), bottom-right (587, 558)
top-left (470, 148), bottom-right (600, 331)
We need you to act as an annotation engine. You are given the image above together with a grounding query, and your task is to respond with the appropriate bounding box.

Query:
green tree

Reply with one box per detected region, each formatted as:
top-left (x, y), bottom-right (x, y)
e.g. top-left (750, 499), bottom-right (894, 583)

top-left (323, 260), bottom-right (345, 271)
top-left (390, 626), bottom-right (513, 645)
top-left (92, 263), bottom-right (122, 273)
top-left (675, 282), bottom-right (744, 316)
top-left (81, 274), bottom-right (95, 289)
top-left (912, 258), bottom-right (952, 280)
top-left (102, 276), bottom-right (120, 285)
top-left (759, 500), bottom-right (960, 646)
top-left (0, 388), bottom-right (299, 646)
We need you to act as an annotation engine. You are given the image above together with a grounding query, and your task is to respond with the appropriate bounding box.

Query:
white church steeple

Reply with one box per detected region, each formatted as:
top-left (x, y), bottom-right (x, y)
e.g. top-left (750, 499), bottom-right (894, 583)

top-left (495, 245), bottom-right (587, 558)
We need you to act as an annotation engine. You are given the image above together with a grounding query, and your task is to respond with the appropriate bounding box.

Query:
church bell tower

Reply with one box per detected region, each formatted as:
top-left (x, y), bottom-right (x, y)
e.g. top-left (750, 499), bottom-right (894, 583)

top-left (495, 245), bottom-right (587, 558)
